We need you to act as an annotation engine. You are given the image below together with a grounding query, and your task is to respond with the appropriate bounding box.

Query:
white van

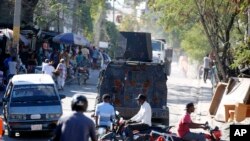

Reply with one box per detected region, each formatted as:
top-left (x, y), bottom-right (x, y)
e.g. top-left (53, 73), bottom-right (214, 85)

top-left (151, 39), bottom-right (173, 75)
top-left (2, 74), bottom-right (65, 137)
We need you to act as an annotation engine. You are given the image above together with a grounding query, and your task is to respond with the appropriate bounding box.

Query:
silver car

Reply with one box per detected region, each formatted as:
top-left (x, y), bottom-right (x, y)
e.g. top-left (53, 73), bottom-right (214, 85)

top-left (2, 74), bottom-right (65, 137)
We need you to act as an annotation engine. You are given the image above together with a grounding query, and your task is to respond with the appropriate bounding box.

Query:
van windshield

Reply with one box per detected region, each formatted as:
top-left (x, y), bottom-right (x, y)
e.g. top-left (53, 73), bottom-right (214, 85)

top-left (11, 84), bottom-right (58, 102)
top-left (152, 41), bottom-right (161, 51)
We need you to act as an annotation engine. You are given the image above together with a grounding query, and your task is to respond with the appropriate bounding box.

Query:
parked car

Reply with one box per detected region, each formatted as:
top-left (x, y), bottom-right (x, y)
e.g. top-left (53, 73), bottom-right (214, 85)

top-left (2, 74), bottom-right (65, 137)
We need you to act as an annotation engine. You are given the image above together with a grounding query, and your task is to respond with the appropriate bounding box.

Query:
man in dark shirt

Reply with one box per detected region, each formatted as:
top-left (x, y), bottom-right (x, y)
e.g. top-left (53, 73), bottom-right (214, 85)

top-left (51, 94), bottom-right (97, 141)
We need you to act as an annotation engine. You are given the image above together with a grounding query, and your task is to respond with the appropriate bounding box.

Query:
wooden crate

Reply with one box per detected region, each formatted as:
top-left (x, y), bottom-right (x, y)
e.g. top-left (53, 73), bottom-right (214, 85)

top-left (224, 103), bottom-right (250, 122)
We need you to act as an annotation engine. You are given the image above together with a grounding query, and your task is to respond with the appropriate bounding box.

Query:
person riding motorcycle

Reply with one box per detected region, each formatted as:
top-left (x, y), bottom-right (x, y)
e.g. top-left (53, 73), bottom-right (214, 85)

top-left (51, 94), bottom-right (97, 141)
top-left (124, 94), bottom-right (152, 141)
top-left (94, 94), bottom-right (115, 129)
top-left (177, 102), bottom-right (207, 141)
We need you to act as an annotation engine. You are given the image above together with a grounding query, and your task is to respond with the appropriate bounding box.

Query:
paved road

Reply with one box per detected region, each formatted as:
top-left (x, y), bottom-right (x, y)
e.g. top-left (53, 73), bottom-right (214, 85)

top-left (0, 62), bottom-right (233, 140)
top-left (168, 62), bottom-right (234, 141)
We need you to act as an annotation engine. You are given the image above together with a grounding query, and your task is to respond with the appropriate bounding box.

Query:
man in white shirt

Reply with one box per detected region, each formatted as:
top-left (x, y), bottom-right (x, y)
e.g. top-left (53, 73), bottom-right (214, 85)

top-left (42, 59), bottom-right (49, 73)
top-left (8, 56), bottom-right (17, 81)
top-left (95, 94), bottom-right (115, 128)
top-left (203, 54), bottom-right (211, 83)
top-left (42, 59), bottom-right (55, 76)
top-left (124, 94), bottom-right (152, 141)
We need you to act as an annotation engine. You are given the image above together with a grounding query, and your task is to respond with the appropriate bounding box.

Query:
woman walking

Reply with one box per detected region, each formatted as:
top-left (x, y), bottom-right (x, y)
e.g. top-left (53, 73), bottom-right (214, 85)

top-left (56, 59), bottom-right (67, 90)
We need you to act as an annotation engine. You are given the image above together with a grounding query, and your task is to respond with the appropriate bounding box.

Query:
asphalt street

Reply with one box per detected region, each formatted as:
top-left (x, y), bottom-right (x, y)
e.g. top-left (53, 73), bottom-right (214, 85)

top-left (0, 62), bottom-right (238, 140)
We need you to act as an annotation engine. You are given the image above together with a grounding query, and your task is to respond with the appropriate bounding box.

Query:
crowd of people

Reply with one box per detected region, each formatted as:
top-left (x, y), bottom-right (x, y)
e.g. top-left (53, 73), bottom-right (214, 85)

top-left (0, 43), bottom-right (111, 90)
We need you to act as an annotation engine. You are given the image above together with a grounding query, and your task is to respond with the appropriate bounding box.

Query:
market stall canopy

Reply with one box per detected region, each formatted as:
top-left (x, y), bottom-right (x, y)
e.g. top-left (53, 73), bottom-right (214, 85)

top-left (52, 33), bottom-right (89, 46)
top-left (0, 28), bottom-right (30, 46)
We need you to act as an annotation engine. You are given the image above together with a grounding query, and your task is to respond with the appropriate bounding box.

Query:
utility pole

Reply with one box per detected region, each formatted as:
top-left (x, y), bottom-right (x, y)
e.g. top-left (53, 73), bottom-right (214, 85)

top-left (12, 0), bottom-right (22, 57)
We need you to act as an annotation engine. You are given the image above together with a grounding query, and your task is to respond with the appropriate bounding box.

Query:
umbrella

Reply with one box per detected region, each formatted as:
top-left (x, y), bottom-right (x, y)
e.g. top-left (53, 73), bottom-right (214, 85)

top-left (0, 28), bottom-right (30, 46)
top-left (52, 33), bottom-right (89, 46)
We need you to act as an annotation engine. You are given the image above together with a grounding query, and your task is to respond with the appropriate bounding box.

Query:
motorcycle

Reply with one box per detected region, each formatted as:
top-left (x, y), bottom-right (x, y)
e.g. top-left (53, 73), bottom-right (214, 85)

top-left (204, 122), bottom-right (222, 141)
top-left (97, 111), bottom-right (121, 141)
top-left (99, 111), bottom-right (170, 141)
top-left (77, 66), bottom-right (89, 85)
top-left (97, 125), bottom-right (112, 141)
top-left (150, 122), bottom-right (222, 141)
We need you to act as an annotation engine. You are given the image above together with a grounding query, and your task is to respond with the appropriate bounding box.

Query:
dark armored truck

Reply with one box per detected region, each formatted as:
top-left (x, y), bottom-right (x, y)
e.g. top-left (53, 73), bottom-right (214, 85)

top-left (97, 32), bottom-right (169, 126)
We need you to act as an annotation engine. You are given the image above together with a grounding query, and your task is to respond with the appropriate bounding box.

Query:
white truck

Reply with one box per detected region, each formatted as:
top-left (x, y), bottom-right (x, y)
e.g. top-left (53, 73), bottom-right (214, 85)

top-left (151, 39), bottom-right (173, 76)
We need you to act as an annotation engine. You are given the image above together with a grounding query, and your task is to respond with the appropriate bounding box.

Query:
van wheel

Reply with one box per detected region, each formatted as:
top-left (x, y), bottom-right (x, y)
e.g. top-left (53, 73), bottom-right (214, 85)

top-left (77, 77), bottom-right (81, 85)
top-left (7, 127), bottom-right (15, 138)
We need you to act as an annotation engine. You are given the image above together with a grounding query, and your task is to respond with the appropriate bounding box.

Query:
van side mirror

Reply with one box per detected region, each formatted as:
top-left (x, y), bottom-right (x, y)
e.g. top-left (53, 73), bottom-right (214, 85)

top-left (59, 95), bottom-right (66, 99)
top-left (115, 110), bottom-right (119, 115)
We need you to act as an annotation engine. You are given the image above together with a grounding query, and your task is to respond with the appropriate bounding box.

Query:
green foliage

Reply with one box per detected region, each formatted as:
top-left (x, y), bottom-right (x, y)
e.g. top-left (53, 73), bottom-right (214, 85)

top-left (149, 0), bottom-right (249, 80)
top-left (89, 0), bottom-right (105, 21)
top-left (140, 12), bottom-right (169, 40)
top-left (181, 24), bottom-right (211, 62)
top-left (231, 38), bottom-right (250, 69)
top-left (148, 0), bottom-right (198, 32)
top-left (118, 15), bottom-right (139, 31)
top-left (77, 3), bottom-right (94, 40)
top-left (104, 20), bottom-right (120, 58)
top-left (34, 0), bottom-right (105, 42)
top-left (88, 0), bottom-right (105, 41)
top-left (34, 0), bottom-right (68, 29)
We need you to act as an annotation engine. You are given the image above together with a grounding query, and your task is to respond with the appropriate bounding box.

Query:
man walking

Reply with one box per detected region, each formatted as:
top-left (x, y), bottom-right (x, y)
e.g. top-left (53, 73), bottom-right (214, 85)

top-left (203, 54), bottom-right (211, 83)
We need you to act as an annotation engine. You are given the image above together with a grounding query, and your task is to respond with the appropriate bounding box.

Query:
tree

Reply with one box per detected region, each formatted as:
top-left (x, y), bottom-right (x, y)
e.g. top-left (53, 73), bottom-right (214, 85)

top-left (118, 15), bottom-right (139, 31)
top-left (231, 39), bottom-right (250, 70)
top-left (149, 0), bottom-right (248, 81)
top-left (181, 24), bottom-right (211, 62)
top-left (34, 0), bottom-right (105, 43)
top-left (103, 20), bottom-right (120, 58)
top-left (0, 0), bottom-right (39, 27)
top-left (34, 0), bottom-right (68, 31)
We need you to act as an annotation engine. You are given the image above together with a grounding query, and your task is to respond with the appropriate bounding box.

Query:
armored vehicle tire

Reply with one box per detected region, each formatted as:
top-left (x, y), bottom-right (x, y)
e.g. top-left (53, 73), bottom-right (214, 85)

top-left (165, 61), bottom-right (171, 76)
top-left (8, 127), bottom-right (15, 138)
top-left (168, 62), bottom-right (171, 76)
top-left (161, 117), bottom-right (169, 127)
top-left (77, 77), bottom-right (82, 85)
top-left (152, 107), bottom-right (169, 127)
top-left (152, 117), bottom-right (169, 127)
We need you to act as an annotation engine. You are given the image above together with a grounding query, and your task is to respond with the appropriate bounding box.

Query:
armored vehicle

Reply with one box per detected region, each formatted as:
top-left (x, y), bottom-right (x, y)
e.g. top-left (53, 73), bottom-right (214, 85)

top-left (97, 32), bottom-right (169, 126)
